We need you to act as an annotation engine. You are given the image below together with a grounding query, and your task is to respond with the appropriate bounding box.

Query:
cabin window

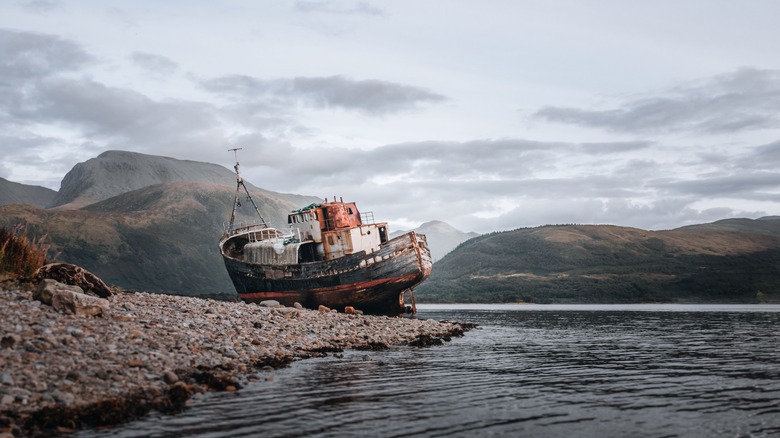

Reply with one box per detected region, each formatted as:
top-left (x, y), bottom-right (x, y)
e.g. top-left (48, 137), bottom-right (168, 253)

top-left (348, 207), bottom-right (353, 215)
top-left (327, 235), bottom-right (335, 245)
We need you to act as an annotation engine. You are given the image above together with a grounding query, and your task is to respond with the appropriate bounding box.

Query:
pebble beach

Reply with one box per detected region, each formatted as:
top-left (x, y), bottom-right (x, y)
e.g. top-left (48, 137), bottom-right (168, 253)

top-left (0, 282), bottom-right (470, 436)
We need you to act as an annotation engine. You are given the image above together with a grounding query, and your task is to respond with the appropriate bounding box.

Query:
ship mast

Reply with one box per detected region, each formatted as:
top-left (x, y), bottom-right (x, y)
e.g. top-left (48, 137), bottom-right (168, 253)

top-left (228, 148), bottom-right (268, 232)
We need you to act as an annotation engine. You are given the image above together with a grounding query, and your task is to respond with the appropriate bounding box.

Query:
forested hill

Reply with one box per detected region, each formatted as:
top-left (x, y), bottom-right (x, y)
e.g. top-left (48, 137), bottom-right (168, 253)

top-left (415, 217), bottom-right (780, 304)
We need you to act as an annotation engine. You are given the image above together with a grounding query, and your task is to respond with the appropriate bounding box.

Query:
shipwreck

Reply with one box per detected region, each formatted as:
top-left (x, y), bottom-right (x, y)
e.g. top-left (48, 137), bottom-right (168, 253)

top-left (219, 151), bottom-right (432, 314)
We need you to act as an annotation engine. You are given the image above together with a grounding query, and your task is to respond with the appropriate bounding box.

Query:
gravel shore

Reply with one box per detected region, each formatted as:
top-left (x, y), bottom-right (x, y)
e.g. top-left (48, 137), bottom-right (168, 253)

top-left (0, 283), bottom-right (470, 436)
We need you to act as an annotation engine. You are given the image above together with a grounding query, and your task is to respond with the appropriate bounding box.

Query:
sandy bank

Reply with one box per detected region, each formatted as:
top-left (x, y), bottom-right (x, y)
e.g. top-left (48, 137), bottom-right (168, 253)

top-left (0, 284), bottom-right (470, 436)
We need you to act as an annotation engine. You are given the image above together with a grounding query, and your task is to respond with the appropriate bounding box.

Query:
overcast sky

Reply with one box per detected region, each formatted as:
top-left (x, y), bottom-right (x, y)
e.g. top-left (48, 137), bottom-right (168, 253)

top-left (2, 1), bottom-right (780, 233)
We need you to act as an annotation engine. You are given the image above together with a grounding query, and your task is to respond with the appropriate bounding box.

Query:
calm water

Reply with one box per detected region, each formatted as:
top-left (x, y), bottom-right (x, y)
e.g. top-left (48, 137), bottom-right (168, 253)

top-left (78, 305), bottom-right (780, 437)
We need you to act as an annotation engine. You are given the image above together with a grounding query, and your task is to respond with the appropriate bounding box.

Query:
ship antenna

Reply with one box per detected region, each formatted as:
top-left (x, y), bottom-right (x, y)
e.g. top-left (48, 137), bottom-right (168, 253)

top-left (227, 148), bottom-right (268, 232)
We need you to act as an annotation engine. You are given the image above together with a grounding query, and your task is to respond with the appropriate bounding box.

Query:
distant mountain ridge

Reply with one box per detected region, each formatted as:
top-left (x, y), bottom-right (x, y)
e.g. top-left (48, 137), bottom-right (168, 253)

top-left (0, 177), bottom-right (57, 208)
top-left (678, 216), bottom-right (780, 238)
top-left (391, 220), bottom-right (479, 262)
top-left (417, 218), bottom-right (780, 304)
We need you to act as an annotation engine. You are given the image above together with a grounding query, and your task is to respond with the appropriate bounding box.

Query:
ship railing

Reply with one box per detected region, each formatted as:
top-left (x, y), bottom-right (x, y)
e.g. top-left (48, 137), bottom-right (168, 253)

top-left (230, 224), bottom-right (292, 243)
top-left (249, 228), bottom-right (292, 243)
top-left (228, 223), bottom-right (266, 235)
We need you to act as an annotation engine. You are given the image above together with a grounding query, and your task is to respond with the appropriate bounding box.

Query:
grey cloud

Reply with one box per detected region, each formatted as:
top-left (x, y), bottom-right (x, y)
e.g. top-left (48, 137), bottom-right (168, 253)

top-left (130, 52), bottom-right (179, 76)
top-left (293, 76), bottom-right (444, 113)
top-left (366, 140), bottom-right (553, 179)
top-left (295, 1), bottom-right (384, 16)
top-left (317, 139), bottom-right (650, 183)
top-left (533, 68), bottom-right (780, 134)
top-left (304, 175), bottom-right (736, 233)
top-left (576, 141), bottom-right (653, 155)
top-left (0, 29), bottom-right (102, 184)
top-left (1, 73), bottom-right (224, 169)
top-left (747, 140), bottom-right (780, 169)
top-left (0, 28), bottom-right (92, 81)
top-left (244, 139), bottom-right (659, 204)
top-left (0, 133), bottom-right (62, 154)
top-left (654, 172), bottom-right (780, 200)
top-left (202, 74), bottom-right (446, 115)
top-left (0, 134), bottom-right (103, 188)
top-left (13, 78), bottom-right (217, 141)
top-left (19, 0), bottom-right (61, 14)
top-left (611, 159), bottom-right (666, 180)
top-left (0, 30), bottom-right (244, 185)
top-left (384, 177), bottom-right (644, 201)
top-left (247, 139), bottom-right (558, 186)
top-left (1, 28), bottom-right (772, 234)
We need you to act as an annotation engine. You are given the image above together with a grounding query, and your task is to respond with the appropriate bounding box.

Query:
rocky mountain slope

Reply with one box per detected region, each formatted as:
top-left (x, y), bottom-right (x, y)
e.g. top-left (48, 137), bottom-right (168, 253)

top-left (48, 150), bottom-right (301, 209)
top-left (416, 217), bottom-right (780, 304)
top-left (391, 220), bottom-right (479, 262)
top-left (0, 177), bottom-right (57, 208)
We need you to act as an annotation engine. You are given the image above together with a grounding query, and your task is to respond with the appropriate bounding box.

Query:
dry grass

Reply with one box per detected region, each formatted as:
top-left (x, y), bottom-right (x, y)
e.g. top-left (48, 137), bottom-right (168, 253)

top-left (0, 223), bottom-right (51, 279)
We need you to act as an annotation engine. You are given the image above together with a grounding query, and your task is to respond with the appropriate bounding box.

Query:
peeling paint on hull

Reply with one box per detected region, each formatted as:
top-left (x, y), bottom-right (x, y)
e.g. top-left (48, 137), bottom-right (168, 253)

top-left (221, 232), bottom-right (432, 314)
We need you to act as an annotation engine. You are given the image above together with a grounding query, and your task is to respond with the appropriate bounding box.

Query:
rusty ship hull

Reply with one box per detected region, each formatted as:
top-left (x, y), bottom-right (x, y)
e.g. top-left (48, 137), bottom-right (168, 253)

top-left (221, 231), bottom-right (432, 313)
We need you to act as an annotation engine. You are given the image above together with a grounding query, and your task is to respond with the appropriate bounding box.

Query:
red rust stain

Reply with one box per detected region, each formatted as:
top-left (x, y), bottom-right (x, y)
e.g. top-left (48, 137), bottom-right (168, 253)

top-left (240, 273), bottom-right (419, 300)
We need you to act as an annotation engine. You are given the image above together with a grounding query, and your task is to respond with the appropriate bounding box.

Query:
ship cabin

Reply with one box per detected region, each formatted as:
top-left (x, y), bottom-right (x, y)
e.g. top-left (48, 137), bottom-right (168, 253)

top-left (288, 198), bottom-right (389, 262)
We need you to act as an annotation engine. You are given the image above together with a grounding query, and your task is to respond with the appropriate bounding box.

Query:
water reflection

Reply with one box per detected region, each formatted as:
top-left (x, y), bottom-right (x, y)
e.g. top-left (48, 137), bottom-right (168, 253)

top-left (78, 306), bottom-right (780, 438)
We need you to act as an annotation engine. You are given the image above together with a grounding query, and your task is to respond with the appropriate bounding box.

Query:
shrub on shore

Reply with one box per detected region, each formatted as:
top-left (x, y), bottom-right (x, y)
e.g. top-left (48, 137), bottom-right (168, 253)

top-left (0, 224), bottom-right (50, 279)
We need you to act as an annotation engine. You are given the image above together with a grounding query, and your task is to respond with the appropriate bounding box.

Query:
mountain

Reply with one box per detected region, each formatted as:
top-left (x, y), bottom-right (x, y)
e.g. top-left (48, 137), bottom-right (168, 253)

top-left (48, 150), bottom-right (292, 209)
top-left (0, 177), bottom-right (57, 208)
top-left (391, 220), bottom-right (479, 262)
top-left (0, 182), bottom-right (319, 298)
top-left (0, 151), bottom-right (320, 298)
top-left (416, 218), bottom-right (780, 304)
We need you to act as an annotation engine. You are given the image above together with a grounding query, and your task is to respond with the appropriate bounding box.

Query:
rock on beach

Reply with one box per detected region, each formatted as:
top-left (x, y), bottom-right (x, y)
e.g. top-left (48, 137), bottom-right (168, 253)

top-left (0, 283), bottom-right (470, 435)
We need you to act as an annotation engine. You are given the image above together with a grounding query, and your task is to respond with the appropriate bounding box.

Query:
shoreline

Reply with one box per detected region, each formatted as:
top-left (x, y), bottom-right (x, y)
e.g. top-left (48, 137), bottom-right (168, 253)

top-left (0, 283), bottom-right (472, 436)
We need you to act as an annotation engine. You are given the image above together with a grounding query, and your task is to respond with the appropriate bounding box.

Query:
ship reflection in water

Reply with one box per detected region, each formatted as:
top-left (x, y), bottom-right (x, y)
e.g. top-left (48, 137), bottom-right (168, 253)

top-left (78, 305), bottom-right (780, 437)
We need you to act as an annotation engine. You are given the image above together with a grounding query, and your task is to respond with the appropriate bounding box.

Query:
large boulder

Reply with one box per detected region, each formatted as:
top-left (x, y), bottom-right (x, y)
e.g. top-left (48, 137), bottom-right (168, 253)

top-left (35, 278), bottom-right (110, 316)
top-left (52, 288), bottom-right (109, 317)
top-left (33, 278), bottom-right (82, 305)
top-left (35, 263), bottom-right (112, 298)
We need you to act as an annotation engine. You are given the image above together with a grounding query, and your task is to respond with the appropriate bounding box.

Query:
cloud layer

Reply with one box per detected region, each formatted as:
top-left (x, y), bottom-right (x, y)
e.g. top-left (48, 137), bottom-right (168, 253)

top-left (1, 13), bottom-right (779, 234)
top-left (202, 74), bottom-right (446, 116)
top-left (534, 68), bottom-right (780, 134)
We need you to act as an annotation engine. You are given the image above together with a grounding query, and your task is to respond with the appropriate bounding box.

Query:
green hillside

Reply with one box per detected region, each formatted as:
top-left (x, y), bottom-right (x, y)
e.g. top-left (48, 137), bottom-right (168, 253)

top-left (416, 219), bottom-right (780, 304)
top-left (0, 182), bottom-right (316, 298)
